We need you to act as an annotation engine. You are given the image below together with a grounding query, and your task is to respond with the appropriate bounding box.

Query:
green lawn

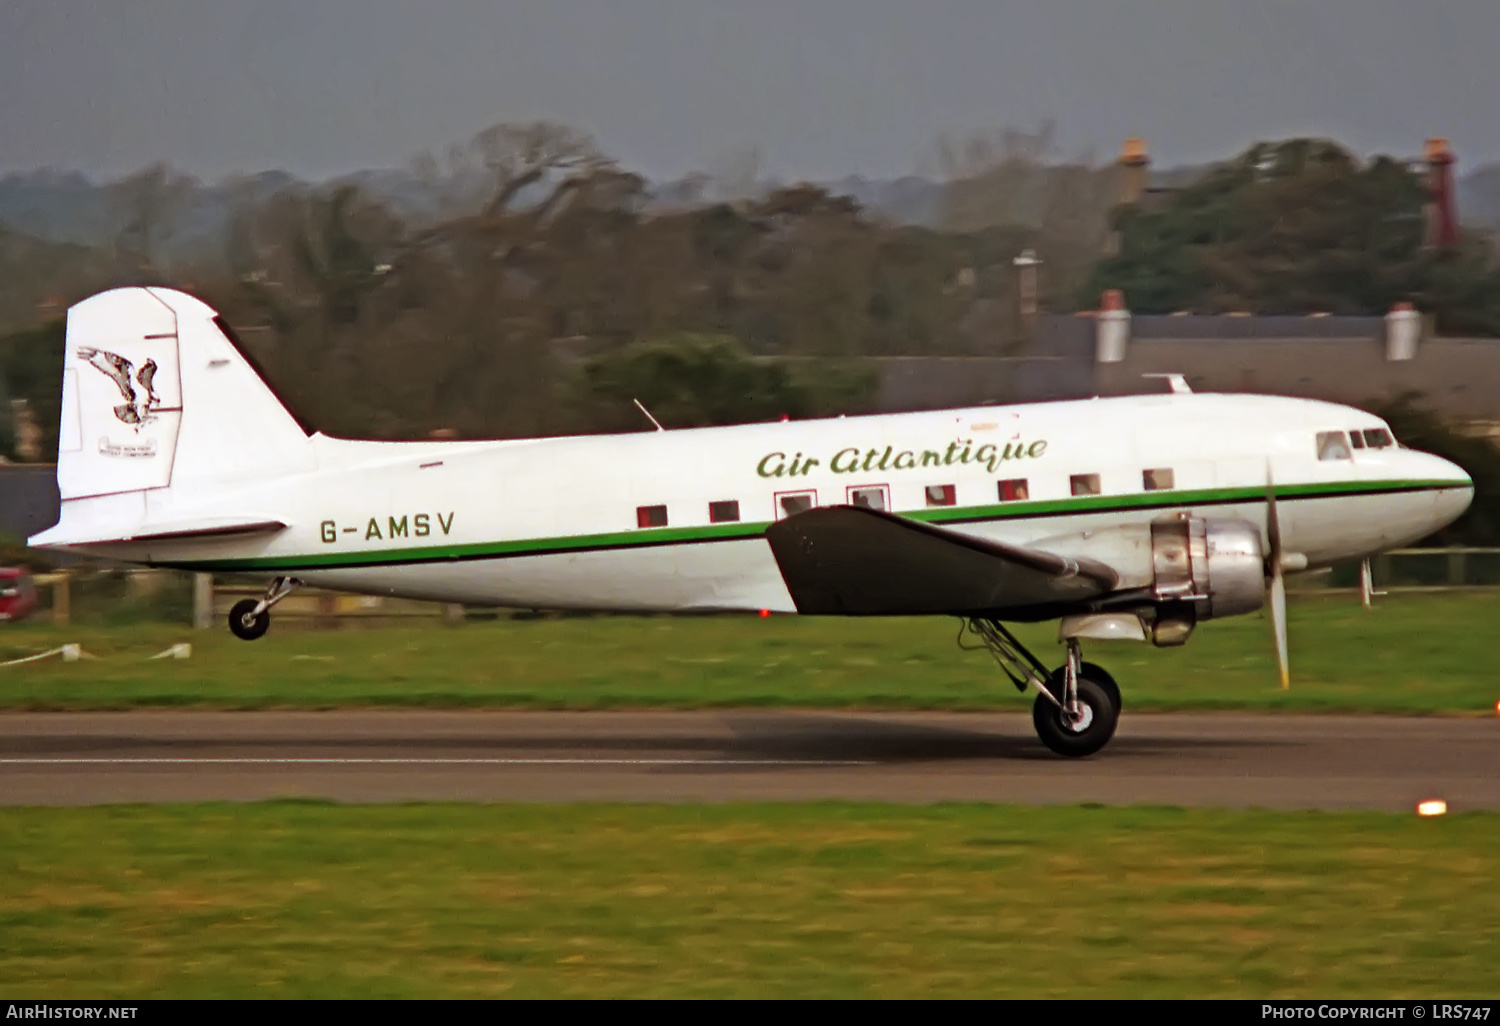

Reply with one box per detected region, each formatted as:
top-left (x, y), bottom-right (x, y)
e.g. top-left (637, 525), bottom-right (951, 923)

top-left (1, 592), bottom-right (1497, 713)
top-left (1, 802), bottom-right (1495, 998)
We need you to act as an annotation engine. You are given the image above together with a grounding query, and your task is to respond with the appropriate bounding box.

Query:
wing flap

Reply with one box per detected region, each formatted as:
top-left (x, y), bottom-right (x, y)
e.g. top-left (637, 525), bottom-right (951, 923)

top-left (764, 506), bottom-right (1118, 615)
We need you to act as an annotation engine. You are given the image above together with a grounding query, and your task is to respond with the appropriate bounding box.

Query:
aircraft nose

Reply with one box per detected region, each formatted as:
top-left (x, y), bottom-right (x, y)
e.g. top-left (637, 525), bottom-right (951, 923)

top-left (1423, 453), bottom-right (1474, 529)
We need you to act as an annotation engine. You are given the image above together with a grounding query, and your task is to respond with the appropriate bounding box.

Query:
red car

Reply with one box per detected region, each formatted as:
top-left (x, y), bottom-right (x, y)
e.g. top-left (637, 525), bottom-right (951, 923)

top-left (0, 568), bottom-right (38, 623)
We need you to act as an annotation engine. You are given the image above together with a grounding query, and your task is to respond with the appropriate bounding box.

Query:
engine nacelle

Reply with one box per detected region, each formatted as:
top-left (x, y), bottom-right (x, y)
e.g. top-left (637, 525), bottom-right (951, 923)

top-left (1149, 515), bottom-right (1266, 645)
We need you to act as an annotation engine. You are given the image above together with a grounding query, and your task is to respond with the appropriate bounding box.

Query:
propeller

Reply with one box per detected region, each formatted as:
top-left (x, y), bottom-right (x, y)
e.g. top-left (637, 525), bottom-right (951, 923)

top-left (1265, 468), bottom-right (1290, 690)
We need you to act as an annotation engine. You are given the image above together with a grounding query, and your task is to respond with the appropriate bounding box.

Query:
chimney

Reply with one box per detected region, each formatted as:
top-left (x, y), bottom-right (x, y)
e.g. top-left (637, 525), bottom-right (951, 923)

top-left (1386, 302), bottom-right (1422, 361)
top-left (1423, 138), bottom-right (1459, 250)
top-left (1105, 139), bottom-right (1151, 256)
top-left (1096, 290), bottom-right (1130, 363)
top-left (1013, 249), bottom-right (1041, 334)
top-left (1119, 138), bottom-right (1150, 205)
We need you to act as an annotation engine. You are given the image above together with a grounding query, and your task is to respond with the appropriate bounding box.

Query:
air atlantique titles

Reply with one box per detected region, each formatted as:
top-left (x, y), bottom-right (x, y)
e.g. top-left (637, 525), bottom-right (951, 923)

top-left (756, 439), bottom-right (1047, 479)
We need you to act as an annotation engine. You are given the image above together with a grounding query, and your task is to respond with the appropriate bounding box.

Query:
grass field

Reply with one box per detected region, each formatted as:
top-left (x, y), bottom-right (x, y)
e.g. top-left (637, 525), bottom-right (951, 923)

top-left (1, 592), bottom-right (1497, 713)
top-left (2, 802), bottom-right (1495, 998)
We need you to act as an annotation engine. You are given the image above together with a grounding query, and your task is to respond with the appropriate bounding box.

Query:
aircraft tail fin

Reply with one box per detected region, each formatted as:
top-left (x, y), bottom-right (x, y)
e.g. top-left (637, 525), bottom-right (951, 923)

top-left (53, 286), bottom-right (313, 502)
top-left (31, 287), bottom-right (315, 548)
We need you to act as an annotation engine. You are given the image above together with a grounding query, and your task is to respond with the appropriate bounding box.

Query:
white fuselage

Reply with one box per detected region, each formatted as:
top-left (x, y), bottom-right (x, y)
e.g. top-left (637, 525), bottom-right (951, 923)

top-left (52, 392), bottom-right (1473, 615)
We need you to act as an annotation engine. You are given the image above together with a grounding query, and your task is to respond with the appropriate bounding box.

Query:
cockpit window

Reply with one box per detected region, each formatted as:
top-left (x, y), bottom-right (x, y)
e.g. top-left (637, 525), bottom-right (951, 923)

top-left (1363, 428), bottom-right (1394, 449)
top-left (1349, 432), bottom-right (1365, 449)
top-left (1316, 431), bottom-right (1353, 461)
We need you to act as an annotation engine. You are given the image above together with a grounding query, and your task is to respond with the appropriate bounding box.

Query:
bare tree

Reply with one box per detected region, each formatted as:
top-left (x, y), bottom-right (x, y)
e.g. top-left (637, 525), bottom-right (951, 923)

top-left (108, 163), bottom-right (198, 274)
top-left (471, 121), bottom-right (610, 216)
top-left (706, 146), bottom-right (765, 205)
top-left (934, 121), bottom-right (1058, 182)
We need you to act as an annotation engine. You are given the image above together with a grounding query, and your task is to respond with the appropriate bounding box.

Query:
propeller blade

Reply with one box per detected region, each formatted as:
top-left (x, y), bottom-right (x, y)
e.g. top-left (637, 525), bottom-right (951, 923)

top-left (1269, 564), bottom-right (1289, 690)
top-left (1266, 464), bottom-right (1289, 689)
top-left (1265, 467), bottom-right (1282, 568)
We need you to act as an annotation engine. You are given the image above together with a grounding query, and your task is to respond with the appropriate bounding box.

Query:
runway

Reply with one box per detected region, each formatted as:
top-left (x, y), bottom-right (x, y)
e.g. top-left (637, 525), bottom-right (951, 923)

top-left (0, 710), bottom-right (1496, 810)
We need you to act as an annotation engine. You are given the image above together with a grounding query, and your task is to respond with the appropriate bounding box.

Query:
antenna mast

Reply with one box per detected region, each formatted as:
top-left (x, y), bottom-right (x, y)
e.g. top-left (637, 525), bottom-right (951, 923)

top-left (633, 398), bottom-right (666, 431)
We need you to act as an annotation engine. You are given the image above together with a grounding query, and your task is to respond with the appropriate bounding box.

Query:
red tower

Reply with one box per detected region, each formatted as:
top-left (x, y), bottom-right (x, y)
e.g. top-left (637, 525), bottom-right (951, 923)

top-left (1424, 138), bottom-right (1459, 250)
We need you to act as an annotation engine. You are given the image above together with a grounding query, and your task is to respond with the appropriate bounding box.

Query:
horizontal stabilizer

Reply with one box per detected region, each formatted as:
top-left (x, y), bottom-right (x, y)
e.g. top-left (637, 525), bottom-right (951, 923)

top-left (765, 506), bottom-right (1118, 615)
top-left (30, 517), bottom-right (286, 548)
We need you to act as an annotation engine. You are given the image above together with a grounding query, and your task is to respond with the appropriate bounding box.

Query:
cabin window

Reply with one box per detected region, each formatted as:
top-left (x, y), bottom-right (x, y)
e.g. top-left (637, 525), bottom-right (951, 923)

top-left (1363, 428), bottom-right (1394, 449)
top-left (1070, 474), bottom-right (1102, 497)
top-left (925, 485), bottom-right (956, 507)
top-left (998, 478), bottom-right (1029, 501)
top-left (848, 485), bottom-right (889, 511)
top-left (1143, 468), bottom-right (1175, 491)
top-left (636, 504), bottom-right (668, 528)
top-left (776, 491), bottom-right (816, 519)
top-left (709, 500), bottom-right (740, 523)
top-left (1316, 431), bottom-right (1353, 461)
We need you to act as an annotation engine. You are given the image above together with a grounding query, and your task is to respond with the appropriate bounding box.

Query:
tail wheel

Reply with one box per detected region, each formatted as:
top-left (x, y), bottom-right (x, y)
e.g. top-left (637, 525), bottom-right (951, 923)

top-left (1033, 674), bottom-right (1120, 758)
top-left (228, 599), bottom-right (270, 641)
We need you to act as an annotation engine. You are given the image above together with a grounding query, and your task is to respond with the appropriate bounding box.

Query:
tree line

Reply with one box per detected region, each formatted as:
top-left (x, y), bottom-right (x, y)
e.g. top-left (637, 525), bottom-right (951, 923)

top-left (4, 126), bottom-right (1500, 479)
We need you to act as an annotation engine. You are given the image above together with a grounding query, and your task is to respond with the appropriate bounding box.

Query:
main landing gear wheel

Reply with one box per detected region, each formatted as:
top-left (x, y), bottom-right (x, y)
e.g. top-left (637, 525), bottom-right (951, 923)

top-left (958, 619), bottom-right (1125, 757)
top-left (1033, 672), bottom-right (1120, 758)
top-left (1078, 662), bottom-right (1121, 711)
top-left (228, 599), bottom-right (269, 641)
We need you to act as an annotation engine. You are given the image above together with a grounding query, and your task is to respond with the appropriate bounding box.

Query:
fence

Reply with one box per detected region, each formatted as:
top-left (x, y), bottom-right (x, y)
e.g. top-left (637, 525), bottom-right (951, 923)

top-left (23, 548), bottom-right (1500, 628)
top-left (1287, 548), bottom-right (1500, 593)
top-left (31, 571), bottom-right (462, 628)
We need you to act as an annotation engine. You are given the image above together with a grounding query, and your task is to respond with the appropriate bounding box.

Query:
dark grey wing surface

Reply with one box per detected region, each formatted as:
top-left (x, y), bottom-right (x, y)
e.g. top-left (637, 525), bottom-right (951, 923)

top-left (764, 505), bottom-right (1119, 615)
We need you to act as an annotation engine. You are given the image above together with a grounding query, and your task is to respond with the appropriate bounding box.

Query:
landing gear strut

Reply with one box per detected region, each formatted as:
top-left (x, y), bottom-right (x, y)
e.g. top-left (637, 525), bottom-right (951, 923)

top-left (228, 577), bottom-right (300, 641)
top-left (960, 619), bottom-right (1122, 757)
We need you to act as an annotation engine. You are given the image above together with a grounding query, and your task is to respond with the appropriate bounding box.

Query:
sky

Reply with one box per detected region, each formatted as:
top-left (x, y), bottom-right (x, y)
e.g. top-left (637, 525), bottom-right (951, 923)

top-left (2, 1), bottom-right (1498, 183)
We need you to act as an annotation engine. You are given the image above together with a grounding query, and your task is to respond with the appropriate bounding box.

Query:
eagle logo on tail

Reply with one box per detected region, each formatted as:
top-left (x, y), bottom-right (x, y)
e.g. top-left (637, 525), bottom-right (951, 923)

top-left (77, 347), bottom-right (162, 427)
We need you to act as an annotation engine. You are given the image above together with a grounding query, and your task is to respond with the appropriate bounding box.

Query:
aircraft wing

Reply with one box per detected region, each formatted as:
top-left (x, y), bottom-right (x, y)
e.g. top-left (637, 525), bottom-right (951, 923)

top-left (764, 506), bottom-right (1119, 615)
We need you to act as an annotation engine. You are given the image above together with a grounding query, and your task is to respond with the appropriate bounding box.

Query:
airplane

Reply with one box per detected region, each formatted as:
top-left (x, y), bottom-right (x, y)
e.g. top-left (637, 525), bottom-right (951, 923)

top-left (28, 287), bottom-right (1475, 757)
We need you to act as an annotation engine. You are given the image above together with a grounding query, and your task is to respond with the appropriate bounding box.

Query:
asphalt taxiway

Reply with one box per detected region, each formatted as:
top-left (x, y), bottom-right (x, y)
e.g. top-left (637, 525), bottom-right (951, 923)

top-left (1, 710), bottom-right (1495, 810)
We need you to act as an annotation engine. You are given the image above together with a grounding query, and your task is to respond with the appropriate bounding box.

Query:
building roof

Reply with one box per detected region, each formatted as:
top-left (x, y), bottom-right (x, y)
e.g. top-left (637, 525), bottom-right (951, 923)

top-left (1031, 315), bottom-right (1500, 423)
top-left (0, 463), bottom-right (59, 544)
top-left (869, 313), bottom-right (1500, 426)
